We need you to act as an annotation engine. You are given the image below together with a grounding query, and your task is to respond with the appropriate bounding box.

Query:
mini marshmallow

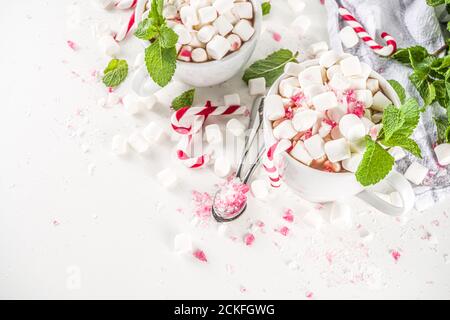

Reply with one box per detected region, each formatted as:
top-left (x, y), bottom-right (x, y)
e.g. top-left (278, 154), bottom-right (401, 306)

top-left (214, 156), bottom-right (231, 177)
top-left (327, 107), bottom-right (346, 123)
top-left (303, 84), bottom-right (326, 101)
top-left (233, 19), bottom-right (255, 41)
top-left (205, 124), bottom-right (223, 144)
top-left (265, 95), bottom-right (285, 121)
top-left (178, 46), bottom-right (193, 62)
top-left (273, 120), bottom-right (297, 140)
top-left (198, 6), bottom-right (218, 24)
top-left (319, 50), bottom-right (341, 68)
top-left (331, 126), bottom-right (343, 140)
top-left (142, 121), bottom-right (165, 144)
top-left (371, 112), bottom-right (383, 124)
top-left (206, 35), bottom-right (231, 60)
top-left (157, 168), bottom-right (178, 189)
top-left (284, 62), bottom-right (304, 77)
top-left (339, 114), bottom-right (366, 142)
top-left (367, 78), bottom-right (380, 94)
top-left (318, 122), bottom-right (332, 137)
top-left (349, 77), bottom-right (367, 90)
top-left (191, 47), bottom-right (208, 62)
top-left (111, 134), bottom-right (128, 155)
top-left (326, 65), bottom-right (342, 80)
top-left (308, 41), bottom-right (329, 56)
top-left (128, 131), bottom-right (150, 154)
top-left (288, 0), bottom-right (306, 12)
top-left (290, 141), bottom-right (313, 166)
top-left (279, 77), bottom-right (300, 98)
top-left (226, 118), bottom-right (245, 137)
top-left (291, 15), bottom-right (311, 37)
top-left (372, 91), bottom-right (392, 112)
top-left (248, 77), bottom-right (266, 95)
top-left (213, 15), bottom-right (233, 36)
top-left (330, 202), bottom-right (353, 229)
top-left (349, 139), bottom-right (366, 154)
top-left (232, 2), bottom-right (253, 19)
top-left (99, 35), bottom-right (120, 56)
top-left (304, 134), bottom-right (326, 159)
top-left (251, 179), bottom-right (269, 200)
top-left (298, 66), bottom-right (324, 88)
top-left (434, 143), bottom-right (450, 166)
top-left (355, 89), bottom-right (374, 108)
top-left (303, 211), bottom-right (323, 230)
top-left (324, 138), bottom-right (351, 162)
top-left (389, 146), bottom-right (407, 161)
top-left (213, 0), bottom-right (234, 14)
top-left (404, 162), bottom-right (428, 185)
top-left (180, 5), bottom-right (200, 27)
top-left (312, 91), bottom-right (338, 112)
top-left (189, 32), bottom-right (204, 48)
top-left (163, 5), bottom-right (178, 19)
top-left (123, 94), bottom-right (145, 115)
top-left (227, 34), bottom-right (242, 51)
top-left (292, 109), bottom-right (318, 132)
top-left (339, 26), bottom-right (359, 48)
top-left (329, 73), bottom-right (351, 91)
top-left (361, 117), bottom-right (375, 134)
top-left (224, 93), bottom-right (240, 107)
top-left (340, 55), bottom-right (362, 77)
top-left (223, 9), bottom-right (239, 24)
top-left (360, 63), bottom-right (372, 80)
top-left (198, 25), bottom-right (217, 43)
top-left (342, 153), bottom-right (363, 172)
top-left (173, 24), bottom-right (192, 45)
top-left (173, 233), bottom-right (192, 254)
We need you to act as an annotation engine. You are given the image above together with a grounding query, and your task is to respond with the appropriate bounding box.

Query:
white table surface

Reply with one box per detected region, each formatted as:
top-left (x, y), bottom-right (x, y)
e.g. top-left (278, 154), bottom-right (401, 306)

top-left (1, 0), bottom-right (449, 300)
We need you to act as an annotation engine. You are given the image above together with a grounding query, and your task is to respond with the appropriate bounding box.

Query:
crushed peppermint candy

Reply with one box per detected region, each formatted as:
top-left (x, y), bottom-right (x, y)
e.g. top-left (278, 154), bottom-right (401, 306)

top-left (282, 209), bottom-right (295, 223)
top-left (244, 233), bottom-right (255, 246)
top-left (193, 249), bottom-right (208, 262)
top-left (213, 178), bottom-right (250, 218)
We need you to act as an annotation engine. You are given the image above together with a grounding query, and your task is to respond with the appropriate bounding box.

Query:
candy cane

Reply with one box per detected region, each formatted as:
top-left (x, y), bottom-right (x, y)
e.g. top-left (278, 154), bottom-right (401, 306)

top-left (171, 102), bottom-right (248, 169)
top-left (338, 6), bottom-right (397, 56)
top-left (262, 139), bottom-right (292, 188)
top-left (115, 0), bottom-right (137, 10)
top-left (114, 0), bottom-right (147, 41)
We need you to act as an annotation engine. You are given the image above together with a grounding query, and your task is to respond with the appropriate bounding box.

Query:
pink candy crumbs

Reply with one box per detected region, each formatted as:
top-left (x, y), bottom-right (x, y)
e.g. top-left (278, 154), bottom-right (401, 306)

top-left (193, 249), bottom-right (208, 262)
top-left (67, 40), bottom-right (77, 50)
top-left (306, 291), bottom-right (314, 299)
top-left (282, 209), bottom-right (294, 223)
top-left (214, 178), bottom-right (250, 217)
top-left (272, 32), bottom-right (282, 42)
top-left (276, 226), bottom-right (290, 236)
top-left (192, 190), bottom-right (213, 220)
top-left (390, 250), bottom-right (401, 263)
top-left (244, 233), bottom-right (255, 246)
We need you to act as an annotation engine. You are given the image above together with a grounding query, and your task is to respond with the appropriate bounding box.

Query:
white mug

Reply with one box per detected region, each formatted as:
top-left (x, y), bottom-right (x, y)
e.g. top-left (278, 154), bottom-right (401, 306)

top-left (263, 59), bottom-right (415, 216)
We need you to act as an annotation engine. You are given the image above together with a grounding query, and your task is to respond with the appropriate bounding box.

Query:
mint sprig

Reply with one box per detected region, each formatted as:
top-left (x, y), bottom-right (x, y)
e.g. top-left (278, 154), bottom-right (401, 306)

top-left (171, 89), bottom-right (195, 111)
top-left (262, 2), bottom-right (271, 16)
top-left (102, 59), bottom-right (128, 87)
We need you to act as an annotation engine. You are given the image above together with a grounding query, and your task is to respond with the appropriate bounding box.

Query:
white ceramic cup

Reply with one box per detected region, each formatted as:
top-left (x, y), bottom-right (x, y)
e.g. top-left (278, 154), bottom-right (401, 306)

top-left (263, 59), bottom-right (415, 216)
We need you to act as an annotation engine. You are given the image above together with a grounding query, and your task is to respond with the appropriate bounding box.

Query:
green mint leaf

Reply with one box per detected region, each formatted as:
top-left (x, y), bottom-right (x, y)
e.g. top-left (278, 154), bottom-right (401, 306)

top-left (434, 116), bottom-right (450, 144)
top-left (150, 0), bottom-right (165, 26)
top-left (435, 80), bottom-right (449, 108)
top-left (242, 49), bottom-right (298, 86)
top-left (409, 70), bottom-right (436, 106)
top-left (145, 39), bottom-right (177, 87)
top-left (447, 21), bottom-right (450, 32)
top-left (134, 18), bottom-right (159, 40)
top-left (171, 89), bottom-right (195, 111)
top-left (398, 98), bottom-right (421, 137)
top-left (387, 79), bottom-right (406, 104)
top-left (430, 56), bottom-right (450, 78)
top-left (382, 135), bottom-right (422, 158)
top-left (355, 137), bottom-right (395, 187)
top-left (392, 46), bottom-right (429, 67)
top-left (426, 0), bottom-right (445, 6)
top-left (102, 59), bottom-right (128, 87)
top-left (262, 2), bottom-right (271, 15)
top-left (382, 105), bottom-right (405, 140)
top-left (446, 69), bottom-right (450, 118)
top-left (159, 25), bottom-right (178, 48)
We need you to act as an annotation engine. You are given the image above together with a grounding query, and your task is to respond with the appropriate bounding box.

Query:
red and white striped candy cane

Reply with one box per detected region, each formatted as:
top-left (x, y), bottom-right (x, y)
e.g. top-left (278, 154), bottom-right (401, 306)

top-left (171, 101), bottom-right (248, 169)
top-left (115, 0), bottom-right (137, 10)
top-left (114, 0), bottom-right (147, 41)
top-left (262, 139), bottom-right (292, 188)
top-left (338, 6), bottom-right (397, 56)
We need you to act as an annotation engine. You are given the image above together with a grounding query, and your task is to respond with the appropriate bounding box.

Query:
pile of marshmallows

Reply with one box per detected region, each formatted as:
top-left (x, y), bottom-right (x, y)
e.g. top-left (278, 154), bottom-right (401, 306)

top-left (164, 0), bottom-right (256, 62)
top-left (266, 51), bottom-right (392, 174)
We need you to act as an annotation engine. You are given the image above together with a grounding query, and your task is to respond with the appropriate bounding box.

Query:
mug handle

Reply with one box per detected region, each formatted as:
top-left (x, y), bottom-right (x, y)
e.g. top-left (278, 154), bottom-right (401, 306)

top-left (356, 171), bottom-right (415, 216)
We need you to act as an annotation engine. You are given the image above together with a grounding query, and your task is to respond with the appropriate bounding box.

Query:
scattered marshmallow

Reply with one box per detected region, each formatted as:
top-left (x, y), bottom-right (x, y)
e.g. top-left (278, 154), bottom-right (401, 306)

top-left (173, 233), bottom-right (192, 254)
top-left (273, 120), bottom-right (297, 140)
top-left (191, 47), bottom-right (208, 62)
top-left (372, 91), bottom-right (392, 112)
top-left (434, 143), bottom-right (450, 166)
top-left (312, 91), bottom-right (338, 112)
top-left (198, 6), bottom-right (218, 24)
top-left (226, 118), bottom-right (245, 137)
top-left (308, 41), bottom-right (329, 56)
top-left (290, 141), bottom-right (313, 166)
top-left (340, 55), bottom-right (362, 77)
top-left (251, 179), bottom-right (269, 200)
top-left (157, 168), bottom-right (178, 188)
top-left (141, 94), bottom-right (156, 110)
top-left (342, 153), bottom-right (363, 172)
top-left (404, 162), bottom-right (428, 185)
top-left (339, 114), bottom-right (366, 142)
top-left (128, 131), bottom-right (150, 154)
top-left (288, 0), bottom-right (306, 13)
top-left (213, 0), bottom-right (234, 14)
top-left (213, 15), bottom-right (233, 36)
top-left (232, 2), bottom-right (253, 19)
top-left (206, 35), bottom-right (231, 60)
top-left (214, 156), bottom-right (231, 177)
top-left (339, 26), bottom-right (359, 48)
top-left (142, 121), bottom-right (165, 144)
top-left (233, 19), bottom-right (255, 41)
top-left (99, 35), bottom-right (120, 56)
top-left (330, 202), bottom-right (353, 229)
top-left (111, 134), bottom-right (128, 155)
top-left (123, 93), bottom-right (145, 115)
top-left (248, 77), bottom-right (266, 96)
top-left (389, 146), bottom-right (407, 161)
top-left (292, 109), bottom-right (318, 132)
top-left (265, 95), bottom-right (285, 121)
top-left (205, 124), bottom-right (223, 144)
top-left (227, 34), bottom-right (242, 51)
top-left (324, 138), bottom-right (351, 162)
top-left (224, 93), bottom-right (240, 107)
top-left (304, 134), bottom-right (325, 159)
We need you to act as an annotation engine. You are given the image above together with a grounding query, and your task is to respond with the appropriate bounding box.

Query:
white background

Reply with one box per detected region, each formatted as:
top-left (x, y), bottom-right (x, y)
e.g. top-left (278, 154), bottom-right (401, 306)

top-left (0, 0), bottom-right (449, 299)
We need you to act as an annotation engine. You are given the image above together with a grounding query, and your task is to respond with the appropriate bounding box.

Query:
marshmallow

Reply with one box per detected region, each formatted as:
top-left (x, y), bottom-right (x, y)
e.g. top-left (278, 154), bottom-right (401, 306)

top-left (223, 9), bottom-right (239, 24)
top-left (324, 138), bottom-right (351, 162)
top-left (99, 35), bottom-right (120, 56)
top-left (360, 63), bottom-right (372, 80)
top-left (349, 77), bottom-right (367, 90)
top-left (213, 0), bottom-right (234, 14)
top-left (111, 134), bottom-right (128, 155)
top-left (214, 156), bottom-right (231, 177)
top-left (304, 134), bottom-right (326, 159)
top-left (303, 84), bottom-right (326, 101)
top-left (327, 107), bottom-right (346, 123)
top-left (292, 109), bottom-right (318, 132)
top-left (331, 126), bottom-right (343, 140)
top-left (232, 2), bottom-right (253, 19)
top-left (355, 89), bottom-right (374, 108)
top-left (339, 114), bottom-right (366, 142)
top-left (434, 143), bottom-right (450, 166)
top-left (226, 118), bottom-right (245, 137)
top-left (291, 15), bottom-right (311, 37)
top-left (279, 77), bottom-right (300, 98)
top-left (339, 26), bottom-right (359, 48)
top-left (163, 5), bottom-right (178, 19)
top-left (404, 162), bottom-right (428, 185)
top-left (318, 122), bottom-right (332, 137)
top-left (157, 168), bottom-right (178, 188)
top-left (371, 112), bottom-right (383, 124)
top-left (178, 46), bottom-right (193, 62)
top-left (128, 131), bottom-right (150, 154)
top-left (224, 93), bottom-right (240, 107)
top-left (189, 32), bottom-right (204, 48)
top-left (206, 35), bottom-right (231, 60)
top-left (330, 202), bottom-right (353, 229)
top-left (180, 6), bottom-right (200, 27)
top-left (312, 91), bottom-right (338, 112)
top-left (389, 146), bottom-right (407, 161)
top-left (340, 56), bottom-right (362, 77)
top-left (198, 25), bottom-right (217, 43)
top-left (290, 141), bottom-right (313, 165)
top-left (213, 15), bottom-right (233, 36)
top-left (233, 19), bottom-right (255, 41)
top-left (349, 139), bottom-right (366, 154)
top-left (367, 78), bottom-right (380, 94)
top-left (329, 73), bottom-right (351, 91)
top-left (123, 94), bottom-right (145, 115)
top-left (173, 24), bottom-right (192, 45)
top-left (191, 47), bottom-right (208, 62)
top-left (308, 41), bottom-right (329, 56)
top-left (319, 50), bottom-right (341, 68)
top-left (174, 233), bottom-right (192, 254)
top-left (342, 153), bottom-right (363, 172)
top-left (326, 65), bottom-right (342, 80)
top-left (251, 179), bottom-right (269, 200)
top-left (227, 34), bottom-right (242, 51)
top-left (284, 62), bottom-right (304, 77)
top-left (273, 120), bottom-right (297, 140)
top-left (205, 124), bottom-right (223, 144)
top-left (288, 0), bottom-right (306, 12)
top-left (303, 211), bottom-right (323, 229)
top-left (142, 121), bottom-right (165, 144)
top-left (248, 77), bottom-right (266, 95)
top-left (198, 6), bottom-right (218, 24)
top-left (361, 117), bottom-right (375, 134)
top-left (372, 91), bottom-right (392, 112)
top-left (265, 95), bottom-right (285, 121)
top-left (298, 66), bottom-right (324, 88)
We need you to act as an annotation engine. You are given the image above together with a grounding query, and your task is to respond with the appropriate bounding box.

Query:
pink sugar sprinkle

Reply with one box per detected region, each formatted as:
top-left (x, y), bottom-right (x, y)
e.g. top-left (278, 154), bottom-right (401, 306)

top-left (244, 233), bottom-right (255, 246)
top-left (193, 249), bottom-right (208, 262)
top-left (285, 108), bottom-right (294, 120)
top-left (323, 118), bottom-right (337, 128)
top-left (52, 219), bottom-right (60, 226)
top-left (390, 250), bottom-right (401, 263)
top-left (255, 220), bottom-right (265, 228)
top-left (192, 190), bottom-right (213, 220)
top-left (108, 87), bottom-right (114, 93)
top-left (239, 285), bottom-right (247, 293)
top-left (306, 291), bottom-right (314, 299)
top-left (272, 32), bottom-right (282, 42)
top-left (67, 40), bottom-right (77, 50)
top-left (282, 209), bottom-right (294, 223)
top-left (276, 226), bottom-right (290, 236)
top-left (348, 101), bottom-right (365, 118)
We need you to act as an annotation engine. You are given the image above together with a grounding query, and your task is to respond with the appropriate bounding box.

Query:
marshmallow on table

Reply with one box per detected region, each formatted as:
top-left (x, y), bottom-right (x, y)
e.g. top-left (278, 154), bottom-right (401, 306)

top-left (226, 118), bottom-right (245, 137)
top-left (265, 95), bottom-right (285, 121)
top-left (248, 77), bottom-right (266, 95)
top-left (372, 91), bottom-right (392, 112)
top-left (173, 24), bottom-right (192, 45)
top-left (319, 50), bottom-right (341, 68)
top-left (304, 134), bottom-right (325, 159)
top-left (128, 131), bottom-right (150, 154)
top-left (213, 15), bottom-right (234, 36)
top-left (290, 141), bottom-right (313, 166)
top-left (224, 93), bottom-right (240, 107)
top-left (308, 41), bottom-right (329, 56)
top-left (180, 5), bottom-right (200, 27)
top-left (292, 109), bottom-right (318, 132)
top-left (367, 78), bottom-right (380, 94)
top-left (123, 94), bottom-right (145, 115)
top-left (312, 91), bottom-right (338, 112)
top-left (329, 73), bottom-right (351, 91)
top-left (99, 35), bottom-right (120, 56)
top-left (273, 120), bottom-right (297, 140)
top-left (355, 90), bottom-right (374, 108)
top-left (198, 25), bottom-right (218, 43)
top-left (191, 48), bottom-right (208, 62)
top-left (205, 124), bottom-right (223, 144)
top-left (206, 35), bottom-right (231, 60)
top-left (339, 114), bottom-right (366, 142)
top-left (198, 6), bottom-right (218, 24)
top-left (404, 162), bottom-right (428, 185)
top-left (288, 0), bottom-right (306, 13)
top-left (173, 233), bottom-right (192, 254)
top-left (330, 202), bottom-right (353, 229)
top-left (251, 179), bottom-right (269, 200)
top-left (324, 138), bottom-right (351, 162)
top-left (434, 143), bottom-right (450, 166)
top-left (157, 168), bottom-right (178, 189)
top-left (298, 66), bottom-right (324, 88)
top-left (342, 153), bottom-right (363, 172)
top-left (339, 26), bottom-right (359, 48)
top-left (340, 56), bottom-right (362, 77)
top-left (284, 62), bottom-right (304, 77)
top-left (233, 19), bottom-right (255, 41)
top-left (232, 2), bottom-right (253, 19)
top-left (213, 0), bottom-right (234, 14)
top-left (214, 156), bottom-right (231, 177)
top-left (279, 77), bottom-right (300, 98)
top-left (291, 15), bottom-right (311, 37)
top-left (389, 146), bottom-right (407, 161)
top-left (111, 134), bottom-right (128, 155)
top-left (227, 34), bottom-right (242, 51)
top-left (142, 121), bottom-right (165, 144)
